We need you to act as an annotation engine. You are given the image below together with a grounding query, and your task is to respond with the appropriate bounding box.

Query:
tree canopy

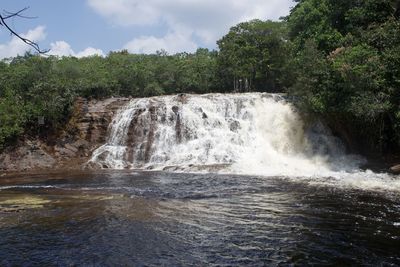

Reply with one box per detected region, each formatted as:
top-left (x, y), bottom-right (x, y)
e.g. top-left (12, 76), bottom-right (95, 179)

top-left (287, 0), bottom-right (400, 153)
top-left (217, 19), bottom-right (290, 92)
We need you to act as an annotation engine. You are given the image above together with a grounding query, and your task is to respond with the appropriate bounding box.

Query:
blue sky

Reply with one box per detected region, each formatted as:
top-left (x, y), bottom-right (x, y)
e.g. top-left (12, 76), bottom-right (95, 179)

top-left (0, 0), bottom-right (294, 58)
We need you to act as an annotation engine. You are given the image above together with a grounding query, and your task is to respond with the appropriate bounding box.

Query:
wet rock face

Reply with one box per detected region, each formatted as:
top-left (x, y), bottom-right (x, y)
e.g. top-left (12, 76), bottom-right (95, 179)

top-left (89, 97), bottom-right (189, 169)
top-left (123, 105), bottom-right (158, 165)
top-left (72, 97), bottom-right (129, 145)
top-left (54, 97), bottom-right (130, 168)
top-left (229, 120), bottom-right (240, 132)
top-left (172, 106), bottom-right (179, 114)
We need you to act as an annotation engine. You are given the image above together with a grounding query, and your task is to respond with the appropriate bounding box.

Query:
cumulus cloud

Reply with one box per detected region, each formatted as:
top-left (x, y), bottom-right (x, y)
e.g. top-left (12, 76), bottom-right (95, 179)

top-left (48, 41), bottom-right (74, 57)
top-left (123, 29), bottom-right (197, 54)
top-left (0, 26), bottom-right (104, 59)
top-left (0, 26), bottom-right (46, 59)
top-left (48, 41), bottom-right (105, 57)
top-left (88, 0), bottom-right (294, 53)
top-left (86, 0), bottom-right (161, 26)
top-left (75, 47), bottom-right (105, 58)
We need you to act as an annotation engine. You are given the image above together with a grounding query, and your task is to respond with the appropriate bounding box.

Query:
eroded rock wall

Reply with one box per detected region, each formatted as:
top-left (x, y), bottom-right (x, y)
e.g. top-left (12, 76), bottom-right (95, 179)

top-left (0, 97), bottom-right (129, 172)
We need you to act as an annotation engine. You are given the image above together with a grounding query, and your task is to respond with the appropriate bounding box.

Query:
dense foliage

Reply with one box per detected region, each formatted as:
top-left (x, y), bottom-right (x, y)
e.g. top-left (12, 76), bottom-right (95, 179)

top-left (1, 0), bottom-right (399, 156)
top-left (287, 0), bottom-right (400, 154)
top-left (217, 20), bottom-right (290, 92)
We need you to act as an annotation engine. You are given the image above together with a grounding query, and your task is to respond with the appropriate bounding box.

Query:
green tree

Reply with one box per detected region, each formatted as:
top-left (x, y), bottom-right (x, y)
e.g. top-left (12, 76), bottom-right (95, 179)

top-left (217, 19), bottom-right (290, 92)
top-left (287, 0), bottom-right (400, 153)
top-left (0, 88), bottom-right (27, 149)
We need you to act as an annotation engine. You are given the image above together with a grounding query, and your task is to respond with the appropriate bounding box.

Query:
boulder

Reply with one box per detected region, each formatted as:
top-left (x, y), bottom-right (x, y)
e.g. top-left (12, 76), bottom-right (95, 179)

top-left (172, 105), bottom-right (179, 114)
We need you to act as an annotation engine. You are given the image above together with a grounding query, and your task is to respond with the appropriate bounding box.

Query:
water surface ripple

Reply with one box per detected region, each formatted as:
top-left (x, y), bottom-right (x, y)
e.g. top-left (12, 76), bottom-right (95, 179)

top-left (0, 171), bottom-right (399, 266)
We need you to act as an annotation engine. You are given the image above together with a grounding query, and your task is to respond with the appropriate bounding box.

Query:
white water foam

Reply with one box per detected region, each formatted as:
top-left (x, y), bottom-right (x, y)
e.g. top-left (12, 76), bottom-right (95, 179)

top-left (88, 93), bottom-right (399, 192)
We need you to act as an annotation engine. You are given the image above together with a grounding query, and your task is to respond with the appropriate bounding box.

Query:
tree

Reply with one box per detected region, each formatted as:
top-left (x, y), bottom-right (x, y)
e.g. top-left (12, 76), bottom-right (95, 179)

top-left (217, 19), bottom-right (290, 92)
top-left (287, 0), bottom-right (400, 153)
top-left (287, 0), bottom-right (397, 53)
top-left (0, 88), bottom-right (27, 149)
top-left (287, 0), bottom-right (343, 53)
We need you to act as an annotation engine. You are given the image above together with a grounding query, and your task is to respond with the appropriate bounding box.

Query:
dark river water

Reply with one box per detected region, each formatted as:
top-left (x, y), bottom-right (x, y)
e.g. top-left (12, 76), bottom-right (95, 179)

top-left (0, 171), bottom-right (399, 266)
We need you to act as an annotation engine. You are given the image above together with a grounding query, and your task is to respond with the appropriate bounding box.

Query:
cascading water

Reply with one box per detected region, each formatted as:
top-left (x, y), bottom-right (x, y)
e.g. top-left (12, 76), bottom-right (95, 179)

top-left (89, 93), bottom-right (364, 176)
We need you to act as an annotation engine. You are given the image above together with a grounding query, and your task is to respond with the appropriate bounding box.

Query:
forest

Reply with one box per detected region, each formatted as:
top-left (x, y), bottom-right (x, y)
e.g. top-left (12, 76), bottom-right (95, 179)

top-left (0, 0), bottom-right (399, 156)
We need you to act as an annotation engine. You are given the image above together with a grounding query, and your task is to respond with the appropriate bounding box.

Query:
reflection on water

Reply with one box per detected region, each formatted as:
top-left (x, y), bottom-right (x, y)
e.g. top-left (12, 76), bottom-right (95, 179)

top-left (0, 171), bottom-right (399, 266)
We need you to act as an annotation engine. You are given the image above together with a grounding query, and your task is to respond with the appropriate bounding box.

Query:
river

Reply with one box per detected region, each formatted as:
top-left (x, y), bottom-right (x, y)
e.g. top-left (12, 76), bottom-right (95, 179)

top-left (0, 170), bottom-right (399, 266)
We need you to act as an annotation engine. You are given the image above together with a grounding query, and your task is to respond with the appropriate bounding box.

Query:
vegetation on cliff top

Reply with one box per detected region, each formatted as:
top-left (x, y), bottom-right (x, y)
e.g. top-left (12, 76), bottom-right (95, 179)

top-left (0, 0), bottom-right (399, 156)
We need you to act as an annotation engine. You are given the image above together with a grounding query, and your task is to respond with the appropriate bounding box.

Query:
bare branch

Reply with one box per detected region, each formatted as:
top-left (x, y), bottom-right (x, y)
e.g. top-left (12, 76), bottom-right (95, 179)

top-left (2, 7), bottom-right (36, 20)
top-left (0, 7), bottom-right (48, 54)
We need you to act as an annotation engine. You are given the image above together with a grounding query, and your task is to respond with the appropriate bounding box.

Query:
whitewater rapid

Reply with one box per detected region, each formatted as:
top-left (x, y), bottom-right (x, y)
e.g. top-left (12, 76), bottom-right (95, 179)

top-left (88, 93), bottom-right (400, 192)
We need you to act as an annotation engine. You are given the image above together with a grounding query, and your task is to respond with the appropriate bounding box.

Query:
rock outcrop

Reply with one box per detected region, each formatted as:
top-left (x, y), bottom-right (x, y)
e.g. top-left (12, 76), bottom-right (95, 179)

top-left (0, 97), bottom-right (129, 172)
top-left (0, 140), bottom-right (56, 171)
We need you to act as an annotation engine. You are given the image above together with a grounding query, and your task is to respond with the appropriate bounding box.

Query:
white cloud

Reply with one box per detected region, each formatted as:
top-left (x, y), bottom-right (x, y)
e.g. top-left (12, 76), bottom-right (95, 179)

top-left (0, 26), bottom-right (46, 59)
top-left (87, 0), bottom-right (161, 26)
top-left (88, 0), bottom-right (294, 53)
top-left (0, 26), bottom-right (104, 59)
top-left (48, 41), bottom-right (105, 58)
top-left (48, 41), bottom-right (74, 57)
top-left (123, 29), bottom-right (197, 54)
top-left (75, 47), bottom-right (105, 58)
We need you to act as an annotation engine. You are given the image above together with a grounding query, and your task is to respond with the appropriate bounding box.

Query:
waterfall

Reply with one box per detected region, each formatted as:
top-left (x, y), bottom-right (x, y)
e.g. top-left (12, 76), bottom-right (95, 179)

top-left (89, 93), bottom-right (366, 176)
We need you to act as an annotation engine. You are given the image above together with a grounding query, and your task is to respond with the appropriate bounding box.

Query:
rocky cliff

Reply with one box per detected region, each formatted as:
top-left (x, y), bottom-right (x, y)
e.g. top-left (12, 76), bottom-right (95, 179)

top-left (0, 97), bottom-right (129, 172)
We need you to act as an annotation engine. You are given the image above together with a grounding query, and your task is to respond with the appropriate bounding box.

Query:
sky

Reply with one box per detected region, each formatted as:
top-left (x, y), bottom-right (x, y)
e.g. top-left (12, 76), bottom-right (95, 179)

top-left (0, 0), bottom-right (295, 59)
